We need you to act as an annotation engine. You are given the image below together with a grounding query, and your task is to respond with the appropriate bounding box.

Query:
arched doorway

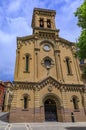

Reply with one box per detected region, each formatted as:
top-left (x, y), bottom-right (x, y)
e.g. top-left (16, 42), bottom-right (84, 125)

top-left (44, 99), bottom-right (57, 121)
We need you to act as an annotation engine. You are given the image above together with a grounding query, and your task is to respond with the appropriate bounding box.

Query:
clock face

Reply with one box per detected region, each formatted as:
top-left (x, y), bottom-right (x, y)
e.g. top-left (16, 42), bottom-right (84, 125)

top-left (43, 44), bottom-right (50, 51)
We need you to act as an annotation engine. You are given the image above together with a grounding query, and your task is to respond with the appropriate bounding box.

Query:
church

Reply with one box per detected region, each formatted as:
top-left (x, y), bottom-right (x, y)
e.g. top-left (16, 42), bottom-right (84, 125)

top-left (9, 8), bottom-right (86, 122)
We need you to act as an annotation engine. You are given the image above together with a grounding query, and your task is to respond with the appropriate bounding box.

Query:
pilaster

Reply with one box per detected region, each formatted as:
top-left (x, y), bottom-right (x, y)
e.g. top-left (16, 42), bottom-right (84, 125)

top-left (60, 87), bottom-right (69, 121)
top-left (14, 49), bottom-right (20, 80)
top-left (34, 87), bottom-right (40, 121)
top-left (54, 48), bottom-right (63, 82)
top-left (71, 46), bottom-right (82, 84)
top-left (4, 91), bottom-right (9, 112)
top-left (34, 37), bottom-right (40, 81)
top-left (10, 89), bottom-right (17, 111)
top-left (83, 87), bottom-right (86, 114)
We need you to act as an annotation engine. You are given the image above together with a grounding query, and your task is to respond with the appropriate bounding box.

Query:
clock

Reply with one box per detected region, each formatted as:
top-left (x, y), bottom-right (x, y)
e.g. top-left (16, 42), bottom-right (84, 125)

top-left (43, 44), bottom-right (50, 51)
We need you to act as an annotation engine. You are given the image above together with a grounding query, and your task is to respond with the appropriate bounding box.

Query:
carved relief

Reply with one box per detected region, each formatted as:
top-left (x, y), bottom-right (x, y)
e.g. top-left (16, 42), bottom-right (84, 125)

top-left (48, 85), bottom-right (53, 92)
top-left (17, 40), bottom-right (22, 49)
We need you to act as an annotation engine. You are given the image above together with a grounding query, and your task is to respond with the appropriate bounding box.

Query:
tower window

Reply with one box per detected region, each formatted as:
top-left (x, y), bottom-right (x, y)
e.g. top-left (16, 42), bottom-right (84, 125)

top-left (47, 19), bottom-right (51, 28)
top-left (65, 57), bottom-right (72, 75)
top-left (40, 18), bottom-right (44, 27)
top-left (72, 96), bottom-right (79, 110)
top-left (24, 96), bottom-right (28, 109)
top-left (25, 55), bottom-right (29, 72)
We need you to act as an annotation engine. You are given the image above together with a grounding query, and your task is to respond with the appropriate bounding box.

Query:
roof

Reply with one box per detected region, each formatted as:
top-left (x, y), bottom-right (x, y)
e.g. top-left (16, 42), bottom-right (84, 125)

top-left (34, 8), bottom-right (56, 14)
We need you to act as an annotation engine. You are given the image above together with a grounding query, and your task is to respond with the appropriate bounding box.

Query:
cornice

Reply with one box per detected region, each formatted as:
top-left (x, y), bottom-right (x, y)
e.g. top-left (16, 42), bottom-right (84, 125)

top-left (61, 83), bottom-right (84, 92)
top-left (33, 27), bottom-right (59, 33)
top-left (17, 35), bottom-right (35, 49)
top-left (34, 8), bottom-right (56, 13)
top-left (63, 83), bottom-right (84, 87)
top-left (58, 37), bottom-right (75, 46)
top-left (33, 8), bottom-right (56, 17)
top-left (17, 35), bottom-right (35, 41)
top-left (12, 76), bottom-right (85, 92)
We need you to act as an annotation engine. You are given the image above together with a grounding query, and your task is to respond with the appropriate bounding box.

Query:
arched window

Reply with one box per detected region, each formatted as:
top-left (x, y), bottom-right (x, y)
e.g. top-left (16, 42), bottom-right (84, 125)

top-left (72, 96), bottom-right (79, 110)
top-left (25, 54), bottom-right (30, 72)
top-left (40, 18), bottom-right (44, 27)
top-left (65, 57), bottom-right (72, 75)
top-left (24, 96), bottom-right (28, 109)
top-left (23, 94), bottom-right (30, 109)
top-left (47, 19), bottom-right (51, 28)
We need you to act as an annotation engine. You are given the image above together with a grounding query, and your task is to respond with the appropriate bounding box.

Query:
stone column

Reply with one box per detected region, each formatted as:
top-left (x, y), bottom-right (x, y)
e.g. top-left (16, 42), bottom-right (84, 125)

top-left (35, 14), bottom-right (39, 27)
top-left (4, 91), bottom-right (9, 112)
top-left (9, 88), bottom-right (17, 122)
top-left (10, 90), bottom-right (17, 110)
top-left (34, 37), bottom-right (40, 81)
top-left (54, 49), bottom-right (63, 82)
top-left (76, 57), bottom-right (82, 81)
top-left (72, 55), bottom-right (80, 83)
top-left (34, 87), bottom-right (41, 122)
top-left (14, 49), bottom-right (20, 79)
top-left (83, 87), bottom-right (86, 114)
top-left (71, 46), bottom-right (81, 83)
top-left (60, 87), bottom-right (70, 122)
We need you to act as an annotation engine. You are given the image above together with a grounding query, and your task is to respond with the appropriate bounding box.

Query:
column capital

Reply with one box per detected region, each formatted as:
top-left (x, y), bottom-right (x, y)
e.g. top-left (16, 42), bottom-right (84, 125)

top-left (54, 49), bottom-right (60, 53)
top-left (34, 48), bottom-right (40, 51)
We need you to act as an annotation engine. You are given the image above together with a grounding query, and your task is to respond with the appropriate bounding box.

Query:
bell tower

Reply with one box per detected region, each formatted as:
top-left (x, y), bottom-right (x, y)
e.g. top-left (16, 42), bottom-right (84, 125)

top-left (31, 8), bottom-right (57, 34)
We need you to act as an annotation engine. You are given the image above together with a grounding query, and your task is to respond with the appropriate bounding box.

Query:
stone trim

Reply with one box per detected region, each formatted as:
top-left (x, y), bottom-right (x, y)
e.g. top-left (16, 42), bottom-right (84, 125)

top-left (12, 76), bottom-right (85, 92)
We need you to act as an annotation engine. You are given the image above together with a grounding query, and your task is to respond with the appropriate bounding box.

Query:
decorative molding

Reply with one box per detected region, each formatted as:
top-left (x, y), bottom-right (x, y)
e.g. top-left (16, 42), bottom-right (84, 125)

top-left (39, 32), bottom-right (55, 39)
top-left (12, 76), bottom-right (84, 92)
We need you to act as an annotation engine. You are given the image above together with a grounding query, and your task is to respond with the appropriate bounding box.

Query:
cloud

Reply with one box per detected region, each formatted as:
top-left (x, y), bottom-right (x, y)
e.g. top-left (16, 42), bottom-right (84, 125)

top-left (55, 0), bottom-right (83, 41)
top-left (0, 0), bottom-right (83, 81)
top-left (0, 16), bottom-right (32, 81)
top-left (0, 30), bottom-right (16, 81)
top-left (6, 17), bottom-right (32, 35)
top-left (7, 0), bottom-right (23, 13)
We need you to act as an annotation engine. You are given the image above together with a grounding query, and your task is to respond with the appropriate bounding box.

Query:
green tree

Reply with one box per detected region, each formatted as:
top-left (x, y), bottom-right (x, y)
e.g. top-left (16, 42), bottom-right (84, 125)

top-left (75, 0), bottom-right (86, 59)
top-left (77, 30), bottom-right (86, 59)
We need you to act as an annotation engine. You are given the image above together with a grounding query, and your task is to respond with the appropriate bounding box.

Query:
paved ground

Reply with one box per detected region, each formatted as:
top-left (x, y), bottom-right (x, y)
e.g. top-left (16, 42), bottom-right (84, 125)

top-left (0, 121), bottom-right (86, 130)
top-left (0, 113), bottom-right (86, 130)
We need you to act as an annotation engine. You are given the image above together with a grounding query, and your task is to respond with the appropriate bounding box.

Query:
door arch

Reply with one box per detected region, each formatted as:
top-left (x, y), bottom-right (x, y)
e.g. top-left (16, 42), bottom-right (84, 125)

top-left (44, 98), bottom-right (58, 121)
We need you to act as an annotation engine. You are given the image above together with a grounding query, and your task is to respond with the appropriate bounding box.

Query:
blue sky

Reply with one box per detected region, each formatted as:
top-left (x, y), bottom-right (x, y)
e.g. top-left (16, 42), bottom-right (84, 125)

top-left (0, 0), bottom-right (83, 81)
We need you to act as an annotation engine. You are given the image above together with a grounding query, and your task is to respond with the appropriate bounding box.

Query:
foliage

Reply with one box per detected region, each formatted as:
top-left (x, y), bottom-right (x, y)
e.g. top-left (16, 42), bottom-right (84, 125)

top-left (83, 67), bottom-right (86, 75)
top-left (75, 0), bottom-right (86, 59)
top-left (77, 29), bottom-right (86, 59)
top-left (75, 0), bottom-right (86, 29)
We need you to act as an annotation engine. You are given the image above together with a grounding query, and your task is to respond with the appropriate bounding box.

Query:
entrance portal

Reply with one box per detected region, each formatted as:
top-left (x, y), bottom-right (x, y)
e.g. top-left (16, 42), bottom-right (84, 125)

top-left (44, 99), bottom-right (57, 121)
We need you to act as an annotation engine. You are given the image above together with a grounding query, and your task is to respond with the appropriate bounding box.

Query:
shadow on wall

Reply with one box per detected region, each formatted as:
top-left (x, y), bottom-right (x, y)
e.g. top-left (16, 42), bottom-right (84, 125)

top-left (66, 127), bottom-right (86, 130)
top-left (0, 112), bottom-right (9, 122)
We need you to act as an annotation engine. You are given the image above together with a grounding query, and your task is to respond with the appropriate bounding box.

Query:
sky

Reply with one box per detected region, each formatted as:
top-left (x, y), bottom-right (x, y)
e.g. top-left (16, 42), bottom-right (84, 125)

top-left (0, 0), bottom-right (83, 82)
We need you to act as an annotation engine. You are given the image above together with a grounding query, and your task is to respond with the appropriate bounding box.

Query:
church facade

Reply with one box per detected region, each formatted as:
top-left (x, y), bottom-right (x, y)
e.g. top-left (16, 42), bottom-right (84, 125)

top-left (9, 8), bottom-right (86, 122)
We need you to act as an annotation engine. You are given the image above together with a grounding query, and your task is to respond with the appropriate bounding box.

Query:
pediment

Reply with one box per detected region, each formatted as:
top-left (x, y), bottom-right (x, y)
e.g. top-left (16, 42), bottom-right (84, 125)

top-left (13, 77), bottom-right (61, 91)
top-left (38, 76), bottom-right (61, 89)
